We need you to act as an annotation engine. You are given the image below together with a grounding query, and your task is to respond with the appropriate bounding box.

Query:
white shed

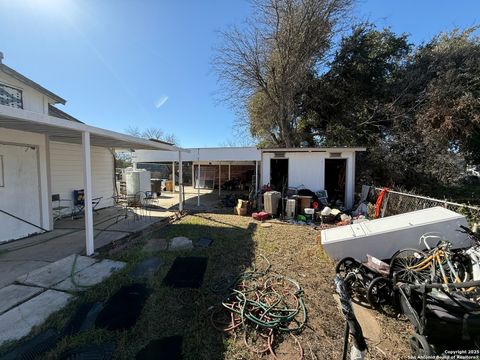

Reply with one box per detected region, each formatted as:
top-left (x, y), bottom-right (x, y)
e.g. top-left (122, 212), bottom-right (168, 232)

top-left (261, 148), bottom-right (365, 209)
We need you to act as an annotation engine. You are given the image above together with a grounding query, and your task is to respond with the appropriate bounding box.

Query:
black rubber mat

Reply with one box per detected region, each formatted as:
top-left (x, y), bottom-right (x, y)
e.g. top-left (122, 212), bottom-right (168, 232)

top-left (130, 257), bottom-right (162, 278)
top-left (195, 238), bottom-right (213, 248)
top-left (62, 302), bottom-right (103, 336)
top-left (95, 284), bottom-right (152, 331)
top-left (59, 343), bottom-right (115, 360)
top-left (135, 336), bottom-right (183, 360)
top-left (0, 329), bottom-right (59, 360)
top-left (162, 257), bottom-right (208, 289)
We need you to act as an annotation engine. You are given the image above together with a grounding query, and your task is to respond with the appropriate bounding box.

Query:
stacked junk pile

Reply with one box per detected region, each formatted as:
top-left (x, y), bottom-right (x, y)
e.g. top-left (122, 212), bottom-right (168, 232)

top-left (322, 189), bottom-right (480, 359)
top-left (231, 184), bottom-right (385, 229)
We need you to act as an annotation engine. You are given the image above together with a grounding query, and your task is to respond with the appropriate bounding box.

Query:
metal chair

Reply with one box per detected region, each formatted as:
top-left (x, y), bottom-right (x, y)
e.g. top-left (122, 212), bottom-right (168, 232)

top-left (71, 189), bottom-right (102, 219)
top-left (52, 194), bottom-right (71, 221)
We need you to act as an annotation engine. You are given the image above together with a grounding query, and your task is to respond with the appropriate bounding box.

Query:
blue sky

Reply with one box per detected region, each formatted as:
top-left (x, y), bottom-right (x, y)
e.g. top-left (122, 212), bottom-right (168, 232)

top-left (0, 0), bottom-right (478, 147)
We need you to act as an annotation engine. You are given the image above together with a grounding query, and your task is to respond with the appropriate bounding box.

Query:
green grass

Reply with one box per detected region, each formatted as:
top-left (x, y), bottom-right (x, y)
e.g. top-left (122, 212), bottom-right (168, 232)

top-left (0, 214), bottom-right (259, 360)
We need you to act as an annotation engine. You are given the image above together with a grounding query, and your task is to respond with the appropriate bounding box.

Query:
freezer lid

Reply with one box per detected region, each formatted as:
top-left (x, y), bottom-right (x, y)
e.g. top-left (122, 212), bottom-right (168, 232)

top-left (361, 206), bottom-right (464, 233)
top-left (322, 223), bottom-right (366, 243)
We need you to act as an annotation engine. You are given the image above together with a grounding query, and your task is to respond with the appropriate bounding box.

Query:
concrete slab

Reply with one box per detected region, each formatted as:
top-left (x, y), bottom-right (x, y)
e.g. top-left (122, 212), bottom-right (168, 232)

top-left (0, 290), bottom-right (72, 345)
top-left (143, 238), bottom-right (168, 252)
top-left (0, 285), bottom-right (44, 315)
top-left (16, 255), bottom-right (97, 288)
top-left (169, 237), bottom-right (193, 251)
top-left (195, 238), bottom-right (213, 248)
top-left (130, 257), bottom-right (162, 278)
top-left (53, 259), bottom-right (126, 292)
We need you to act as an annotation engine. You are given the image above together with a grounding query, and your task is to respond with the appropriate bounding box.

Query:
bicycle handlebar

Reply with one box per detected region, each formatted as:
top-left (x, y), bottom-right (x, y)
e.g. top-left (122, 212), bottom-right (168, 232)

top-left (397, 280), bottom-right (480, 291)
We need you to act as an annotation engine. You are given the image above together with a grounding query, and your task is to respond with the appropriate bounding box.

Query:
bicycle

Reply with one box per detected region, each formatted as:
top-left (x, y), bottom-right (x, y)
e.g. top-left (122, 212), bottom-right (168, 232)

top-left (458, 225), bottom-right (480, 281)
top-left (390, 233), bottom-right (468, 285)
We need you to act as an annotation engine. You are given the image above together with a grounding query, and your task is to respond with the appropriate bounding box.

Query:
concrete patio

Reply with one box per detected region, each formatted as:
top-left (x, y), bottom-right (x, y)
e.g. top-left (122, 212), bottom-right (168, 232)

top-left (0, 206), bottom-right (174, 288)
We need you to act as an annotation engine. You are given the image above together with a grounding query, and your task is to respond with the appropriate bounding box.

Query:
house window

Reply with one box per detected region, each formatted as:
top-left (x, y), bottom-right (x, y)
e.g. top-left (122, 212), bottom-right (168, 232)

top-left (0, 155), bottom-right (4, 187)
top-left (0, 83), bottom-right (23, 109)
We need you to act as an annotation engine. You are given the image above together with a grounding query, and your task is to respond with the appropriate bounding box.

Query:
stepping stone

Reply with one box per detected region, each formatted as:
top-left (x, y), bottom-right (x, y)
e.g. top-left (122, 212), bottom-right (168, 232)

top-left (62, 302), bottom-right (104, 337)
top-left (130, 257), bottom-right (162, 279)
top-left (0, 290), bottom-right (72, 345)
top-left (95, 284), bottom-right (152, 331)
top-left (169, 237), bottom-right (193, 251)
top-left (59, 343), bottom-right (115, 360)
top-left (143, 238), bottom-right (167, 252)
top-left (162, 257), bottom-right (208, 289)
top-left (195, 238), bottom-right (213, 248)
top-left (135, 336), bottom-right (183, 360)
top-left (0, 284), bottom-right (44, 315)
top-left (16, 255), bottom-right (97, 288)
top-left (53, 260), bottom-right (125, 292)
top-left (0, 328), bottom-right (60, 360)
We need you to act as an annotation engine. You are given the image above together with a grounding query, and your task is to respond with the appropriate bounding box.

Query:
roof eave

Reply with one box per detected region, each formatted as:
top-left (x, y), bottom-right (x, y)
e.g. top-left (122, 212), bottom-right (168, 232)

top-left (0, 63), bottom-right (66, 105)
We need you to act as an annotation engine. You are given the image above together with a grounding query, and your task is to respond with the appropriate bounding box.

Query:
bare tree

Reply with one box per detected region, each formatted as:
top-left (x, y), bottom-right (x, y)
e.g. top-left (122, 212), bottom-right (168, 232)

top-left (213, 0), bottom-right (352, 147)
top-left (125, 125), bottom-right (179, 145)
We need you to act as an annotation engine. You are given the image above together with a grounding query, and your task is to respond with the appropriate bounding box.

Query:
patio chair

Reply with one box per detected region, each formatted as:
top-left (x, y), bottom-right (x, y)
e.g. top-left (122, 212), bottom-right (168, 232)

top-left (52, 194), bottom-right (71, 221)
top-left (71, 189), bottom-right (102, 219)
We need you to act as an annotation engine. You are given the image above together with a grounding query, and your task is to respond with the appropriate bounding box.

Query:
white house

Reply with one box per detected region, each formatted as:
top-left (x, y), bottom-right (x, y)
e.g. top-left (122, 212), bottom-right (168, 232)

top-left (133, 146), bottom-right (366, 209)
top-left (0, 53), bottom-right (181, 252)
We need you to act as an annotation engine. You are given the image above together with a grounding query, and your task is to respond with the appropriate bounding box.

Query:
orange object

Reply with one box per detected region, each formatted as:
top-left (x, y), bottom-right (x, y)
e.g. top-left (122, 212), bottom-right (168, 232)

top-left (375, 188), bottom-right (389, 218)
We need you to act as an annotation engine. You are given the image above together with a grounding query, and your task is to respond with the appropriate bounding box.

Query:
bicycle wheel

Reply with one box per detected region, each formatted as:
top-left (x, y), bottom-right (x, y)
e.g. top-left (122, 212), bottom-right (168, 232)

top-left (367, 277), bottom-right (394, 313)
top-left (409, 333), bottom-right (433, 356)
top-left (335, 257), bottom-right (358, 278)
top-left (390, 248), bottom-right (430, 284)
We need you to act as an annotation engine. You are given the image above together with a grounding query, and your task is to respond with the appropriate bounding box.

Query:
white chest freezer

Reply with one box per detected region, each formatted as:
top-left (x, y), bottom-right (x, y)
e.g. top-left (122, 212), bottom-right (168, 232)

top-left (321, 207), bottom-right (472, 261)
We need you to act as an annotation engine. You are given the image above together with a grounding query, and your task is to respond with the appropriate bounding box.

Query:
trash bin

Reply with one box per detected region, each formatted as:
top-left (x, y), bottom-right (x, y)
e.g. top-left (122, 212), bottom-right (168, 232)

top-left (263, 191), bottom-right (281, 215)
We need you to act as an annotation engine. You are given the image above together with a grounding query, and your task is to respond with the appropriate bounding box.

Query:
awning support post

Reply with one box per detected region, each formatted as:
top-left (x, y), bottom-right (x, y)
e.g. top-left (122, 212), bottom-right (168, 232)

top-left (82, 131), bottom-right (94, 256)
top-left (218, 162), bottom-right (221, 197)
top-left (255, 160), bottom-right (259, 194)
top-left (197, 163), bottom-right (201, 207)
top-left (178, 151), bottom-right (183, 212)
top-left (172, 161), bottom-right (176, 193)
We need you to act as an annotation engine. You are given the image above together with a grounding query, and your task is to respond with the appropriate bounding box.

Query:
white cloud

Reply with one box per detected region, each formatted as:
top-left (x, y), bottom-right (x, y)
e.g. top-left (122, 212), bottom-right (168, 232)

top-left (155, 95), bottom-right (169, 108)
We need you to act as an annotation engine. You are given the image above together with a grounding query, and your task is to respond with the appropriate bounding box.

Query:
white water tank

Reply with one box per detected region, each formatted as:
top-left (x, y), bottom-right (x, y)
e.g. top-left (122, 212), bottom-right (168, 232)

top-left (125, 170), bottom-right (151, 195)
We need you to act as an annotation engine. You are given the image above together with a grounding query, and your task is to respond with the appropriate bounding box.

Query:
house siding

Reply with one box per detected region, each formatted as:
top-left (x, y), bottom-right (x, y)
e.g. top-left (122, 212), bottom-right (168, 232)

top-left (50, 141), bottom-right (114, 209)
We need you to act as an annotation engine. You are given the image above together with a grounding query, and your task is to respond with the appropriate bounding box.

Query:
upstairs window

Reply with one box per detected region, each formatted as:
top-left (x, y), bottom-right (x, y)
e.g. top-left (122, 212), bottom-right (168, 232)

top-left (0, 83), bottom-right (23, 109)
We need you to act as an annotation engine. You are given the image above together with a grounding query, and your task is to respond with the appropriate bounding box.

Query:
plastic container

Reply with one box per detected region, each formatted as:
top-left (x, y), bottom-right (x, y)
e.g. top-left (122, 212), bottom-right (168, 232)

top-left (263, 191), bottom-right (281, 215)
top-left (285, 199), bottom-right (296, 219)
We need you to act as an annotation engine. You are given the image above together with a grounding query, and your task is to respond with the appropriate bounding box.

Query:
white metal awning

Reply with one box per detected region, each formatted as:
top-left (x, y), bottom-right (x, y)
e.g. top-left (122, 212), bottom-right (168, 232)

top-left (0, 105), bottom-right (186, 256)
top-left (0, 106), bottom-right (181, 151)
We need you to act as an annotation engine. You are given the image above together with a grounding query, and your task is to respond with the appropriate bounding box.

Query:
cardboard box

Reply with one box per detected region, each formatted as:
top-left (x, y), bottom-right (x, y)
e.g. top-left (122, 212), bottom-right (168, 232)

top-left (234, 207), bottom-right (248, 216)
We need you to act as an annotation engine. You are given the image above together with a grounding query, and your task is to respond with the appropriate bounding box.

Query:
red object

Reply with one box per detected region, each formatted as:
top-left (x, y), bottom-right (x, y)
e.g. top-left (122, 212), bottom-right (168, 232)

top-left (252, 212), bottom-right (269, 221)
top-left (313, 201), bottom-right (319, 210)
top-left (374, 188), bottom-right (389, 219)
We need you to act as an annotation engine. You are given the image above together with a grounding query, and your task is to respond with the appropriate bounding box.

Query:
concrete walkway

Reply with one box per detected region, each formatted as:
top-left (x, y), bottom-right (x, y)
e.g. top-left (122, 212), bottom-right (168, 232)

top-left (0, 206), bottom-right (174, 288)
top-left (0, 255), bottom-right (125, 345)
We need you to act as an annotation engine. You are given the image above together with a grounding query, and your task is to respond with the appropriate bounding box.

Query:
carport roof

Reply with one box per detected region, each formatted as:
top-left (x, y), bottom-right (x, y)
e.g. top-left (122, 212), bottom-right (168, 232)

top-left (0, 106), bottom-right (182, 151)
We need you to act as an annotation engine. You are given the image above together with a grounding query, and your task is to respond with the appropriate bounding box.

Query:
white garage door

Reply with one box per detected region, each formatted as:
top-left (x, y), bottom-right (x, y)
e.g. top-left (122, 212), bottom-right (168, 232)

top-left (0, 143), bottom-right (42, 242)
